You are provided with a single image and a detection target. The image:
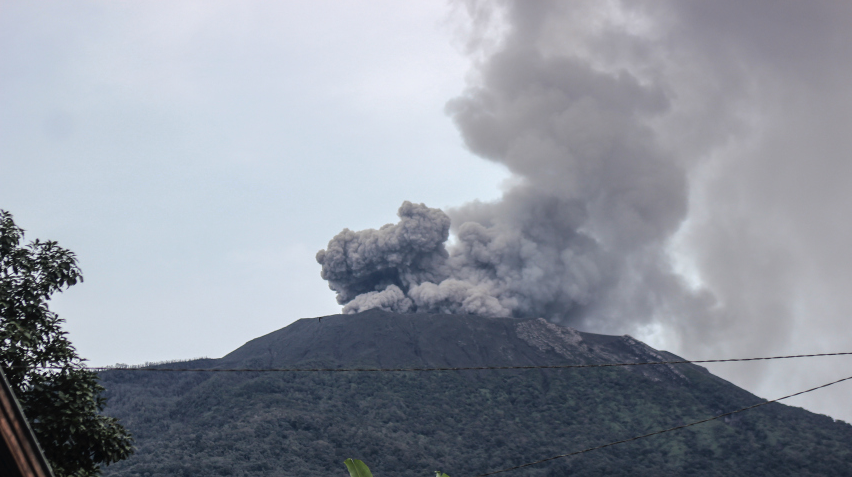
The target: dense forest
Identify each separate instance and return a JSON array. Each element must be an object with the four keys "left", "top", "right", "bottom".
[{"left": 99, "top": 311, "right": 852, "bottom": 476}]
